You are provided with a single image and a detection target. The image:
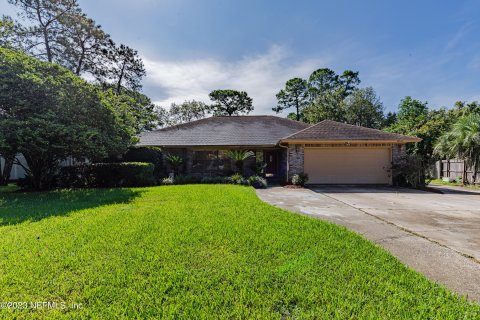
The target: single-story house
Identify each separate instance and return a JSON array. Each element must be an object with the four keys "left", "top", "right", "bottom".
[{"left": 138, "top": 116, "right": 421, "bottom": 185}]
